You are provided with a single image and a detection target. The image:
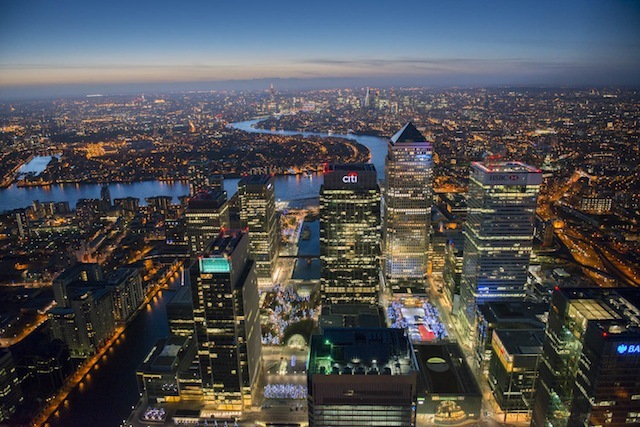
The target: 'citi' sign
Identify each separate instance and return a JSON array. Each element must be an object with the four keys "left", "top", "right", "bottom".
[{"left": 342, "top": 172, "right": 358, "bottom": 183}]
